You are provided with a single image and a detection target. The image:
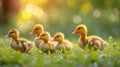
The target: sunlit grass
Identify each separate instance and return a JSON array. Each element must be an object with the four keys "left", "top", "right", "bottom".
[{"left": 0, "top": 37, "right": 120, "bottom": 67}]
